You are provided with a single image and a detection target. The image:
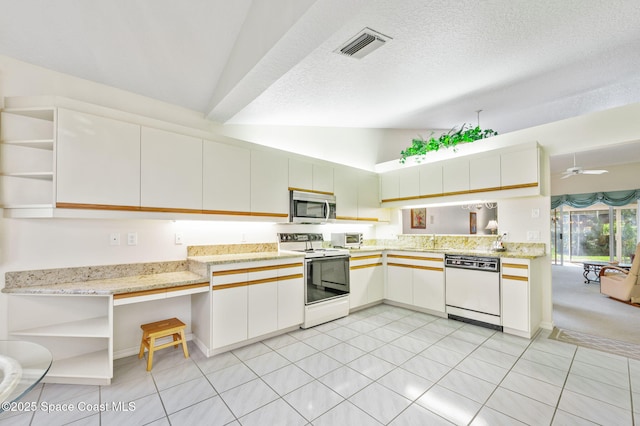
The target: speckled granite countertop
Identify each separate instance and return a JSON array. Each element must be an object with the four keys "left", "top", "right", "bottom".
[
  {"left": 363, "top": 247, "right": 544, "bottom": 259},
  {"left": 2, "top": 270, "right": 208, "bottom": 295},
  {"left": 188, "top": 251, "right": 304, "bottom": 265}
]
